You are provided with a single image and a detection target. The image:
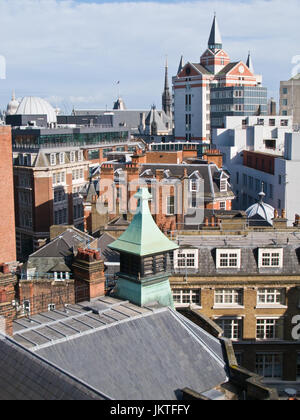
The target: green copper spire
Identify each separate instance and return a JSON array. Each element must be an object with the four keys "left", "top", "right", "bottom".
[
  {"left": 109, "top": 188, "right": 178, "bottom": 256},
  {"left": 108, "top": 188, "right": 178, "bottom": 308}
]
